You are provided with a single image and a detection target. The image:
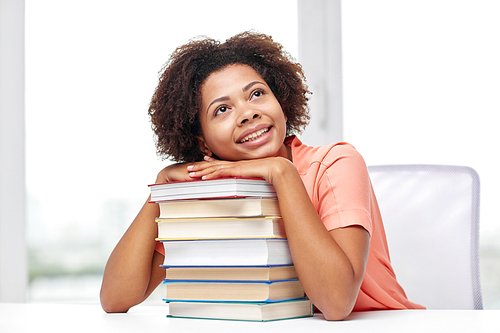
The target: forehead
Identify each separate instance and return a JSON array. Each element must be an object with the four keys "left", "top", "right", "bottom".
[{"left": 201, "top": 64, "right": 265, "bottom": 95}]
